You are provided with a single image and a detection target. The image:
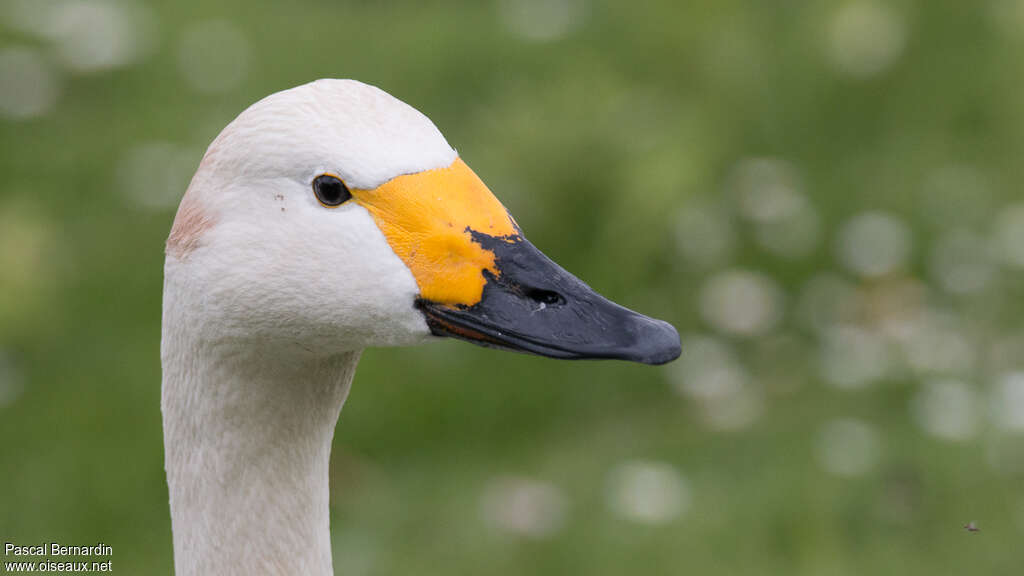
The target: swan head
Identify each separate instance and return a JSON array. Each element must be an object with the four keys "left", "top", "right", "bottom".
[{"left": 165, "top": 79, "right": 680, "bottom": 364}]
